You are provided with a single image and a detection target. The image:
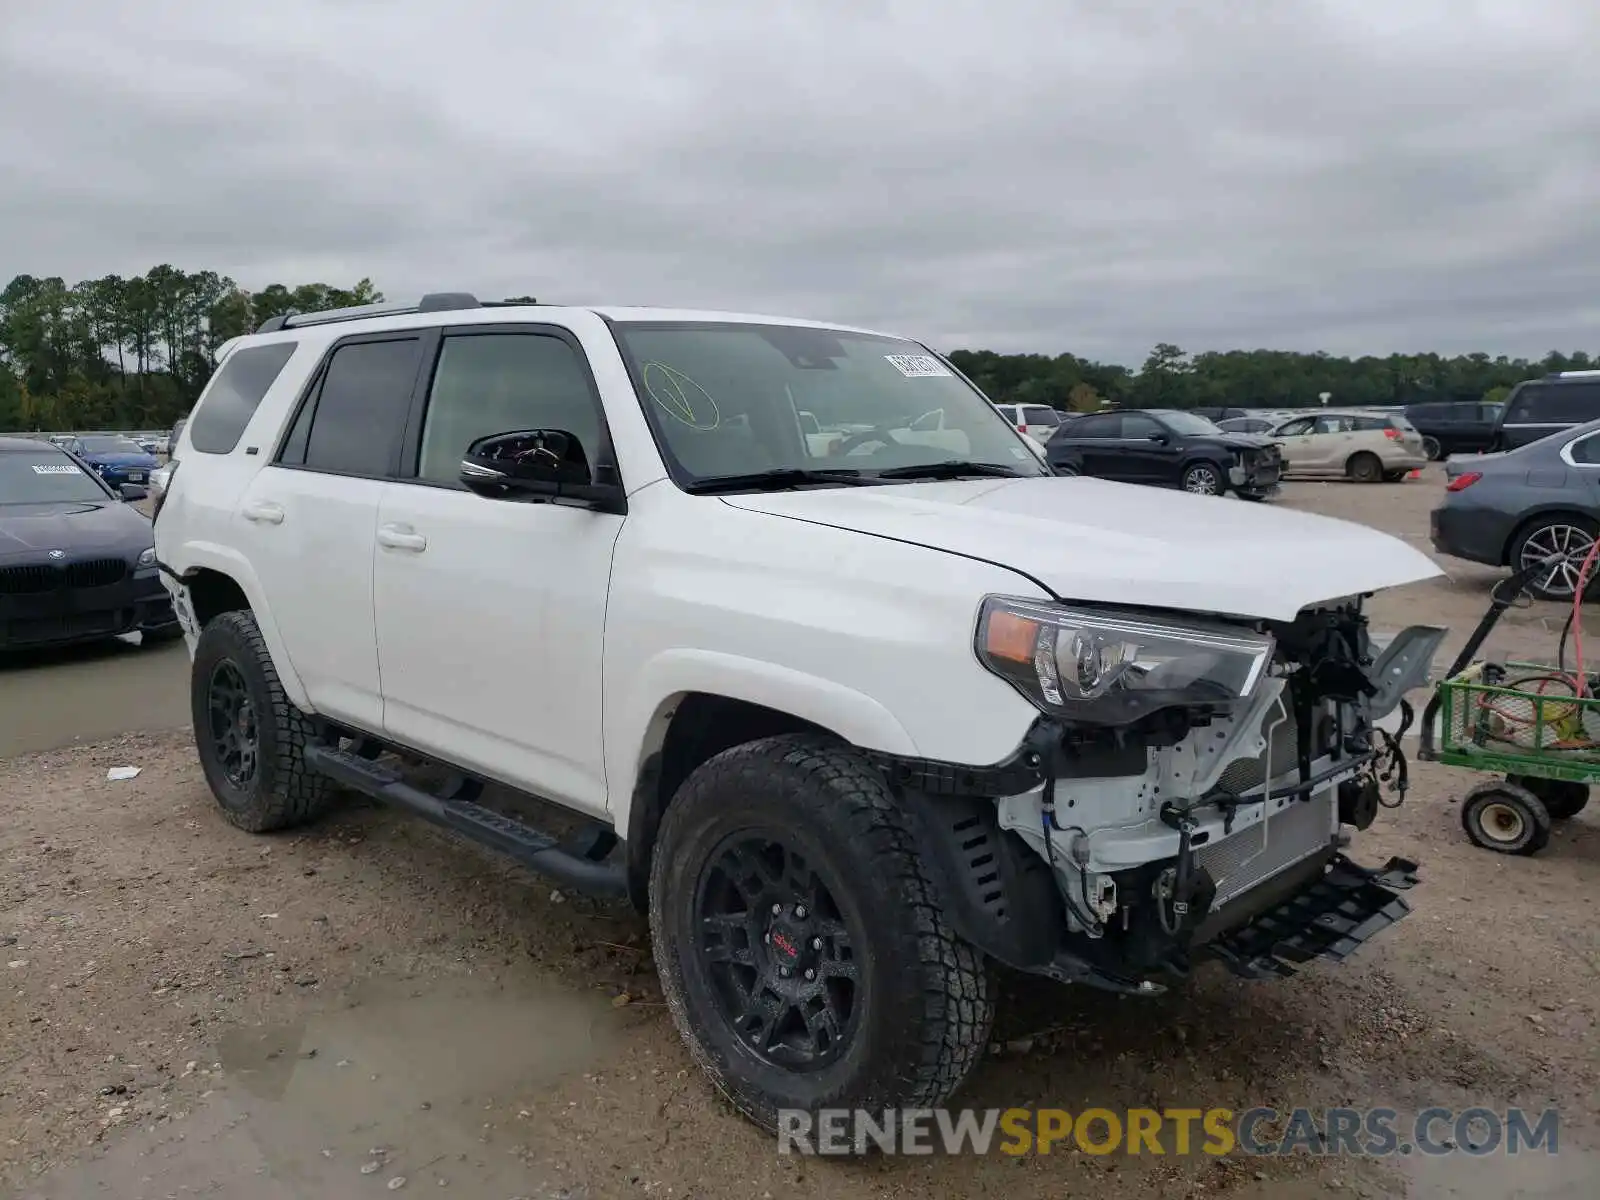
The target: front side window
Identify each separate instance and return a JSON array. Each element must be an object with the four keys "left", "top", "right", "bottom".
[
  {"left": 416, "top": 332, "right": 603, "bottom": 485},
  {"left": 1153, "top": 411, "right": 1220, "bottom": 437},
  {"left": 1277, "top": 418, "right": 1315, "bottom": 436},
  {"left": 279, "top": 337, "right": 423, "bottom": 476},
  {"left": 0, "top": 448, "right": 114, "bottom": 505},
  {"left": 610, "top": 322, "right": 1046, "bottom": 484}
]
